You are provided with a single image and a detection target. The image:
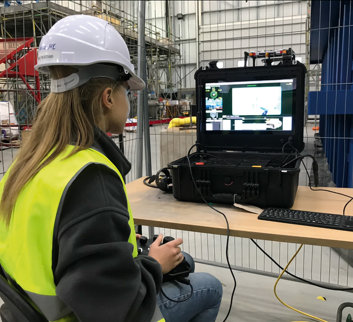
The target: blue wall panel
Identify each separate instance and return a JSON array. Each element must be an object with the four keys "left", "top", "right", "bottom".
[
  {"left": 308, "top": 0, "right": 353, "bottom": 187},
  {"left": 308, "top": 91, "right": 353, "bottom": 115},
  {"left": 348, "top": 123, "right": 353, "bottom": 187}
]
